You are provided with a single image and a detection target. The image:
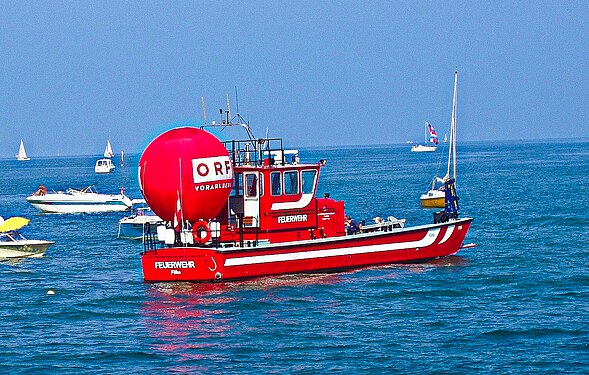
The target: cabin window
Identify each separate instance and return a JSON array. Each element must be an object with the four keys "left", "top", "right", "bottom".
[
  {"left": 245, "top": 173, "right": 257, "bottom": 197},
  {"left": 271, "top": 172, "right": 282, "bottom": 196},
  {"left": 302, "top": 170, "right": 317, "bottom": 194},
  {"left": 259, "top": 173, "right": 264, "bottom": 197},
  {"left": 284, "top": 171, "right": 299, "bottom": 195},
  {"left": 231, "top": 172, "right": 243, "bottom": 197}
]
